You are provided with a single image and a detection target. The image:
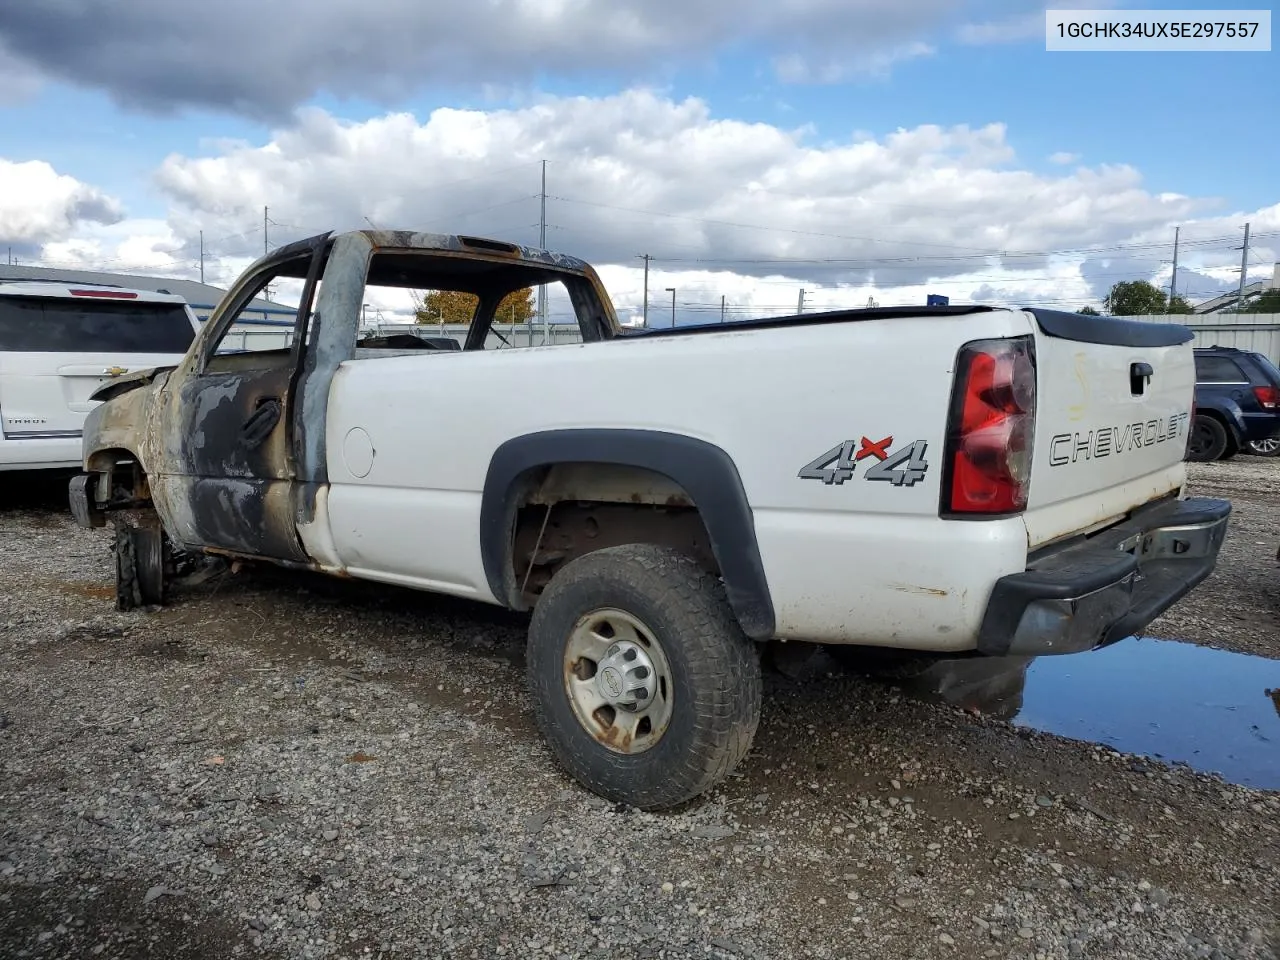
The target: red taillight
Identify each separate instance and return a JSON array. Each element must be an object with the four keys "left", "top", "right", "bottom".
[
  {"left": 70, "top": 289, "right": 138, "bottom": 299},
  {"left": 1254, "top": 385, "right": 1279, "bottom": 410},
  {"left": 942, "top": 337, "right": 1036, "bottom": 516}
]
